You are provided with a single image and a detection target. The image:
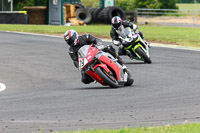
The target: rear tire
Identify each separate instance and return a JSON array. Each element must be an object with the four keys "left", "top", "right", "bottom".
[
  {"left": 135, "top": 46, "right": 152, "bottom": 64},
  {"left": 124, "top": 71, "right": 134, "bottom": 86},
  {"left": 95, "top": 67, "right": 118, "bottom": 88}
]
